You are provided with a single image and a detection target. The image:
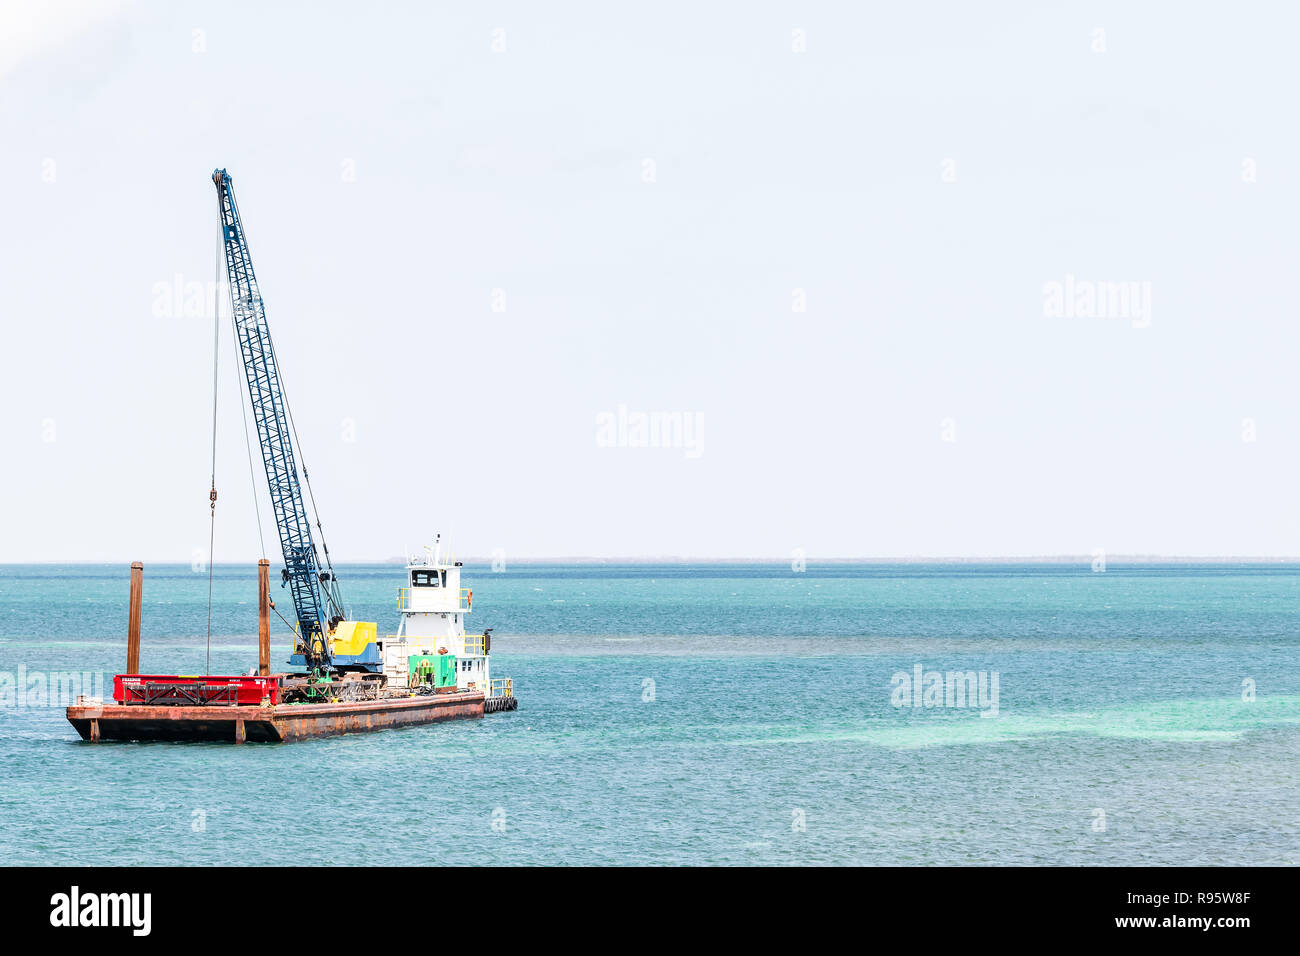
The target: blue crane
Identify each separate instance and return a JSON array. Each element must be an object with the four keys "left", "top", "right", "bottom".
[{"left": 212, "top": 168, "right": 345, "bottom": 671}]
